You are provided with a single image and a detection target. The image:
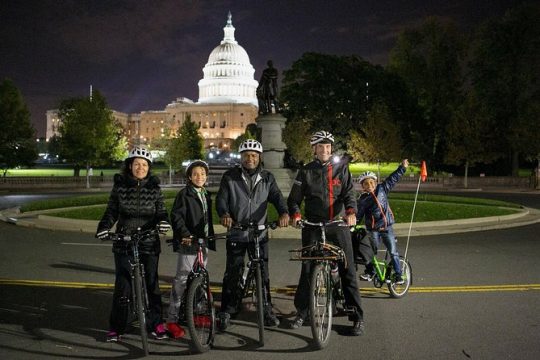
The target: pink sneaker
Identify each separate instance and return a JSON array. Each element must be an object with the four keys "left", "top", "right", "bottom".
[
  {"left": 152, "top": 323, "right": 168, "bottom": 340},
  {"left": 106, "top": 330, "right": 121, "bottom": 342}
]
